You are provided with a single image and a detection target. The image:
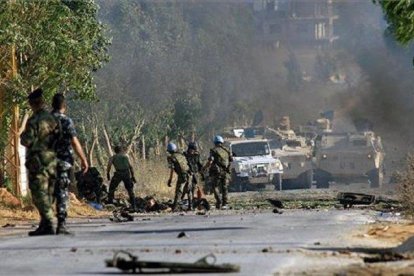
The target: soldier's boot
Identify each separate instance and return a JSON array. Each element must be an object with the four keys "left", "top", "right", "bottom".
[
  {"left": 56, "top": 218, "right": 71, "bottom": 235},
  {"left": 29, "top": 220, "right": 54, "bottom": 236},
  {"left": 129, "top": 197, "right": 137, "bottom": 212}
]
